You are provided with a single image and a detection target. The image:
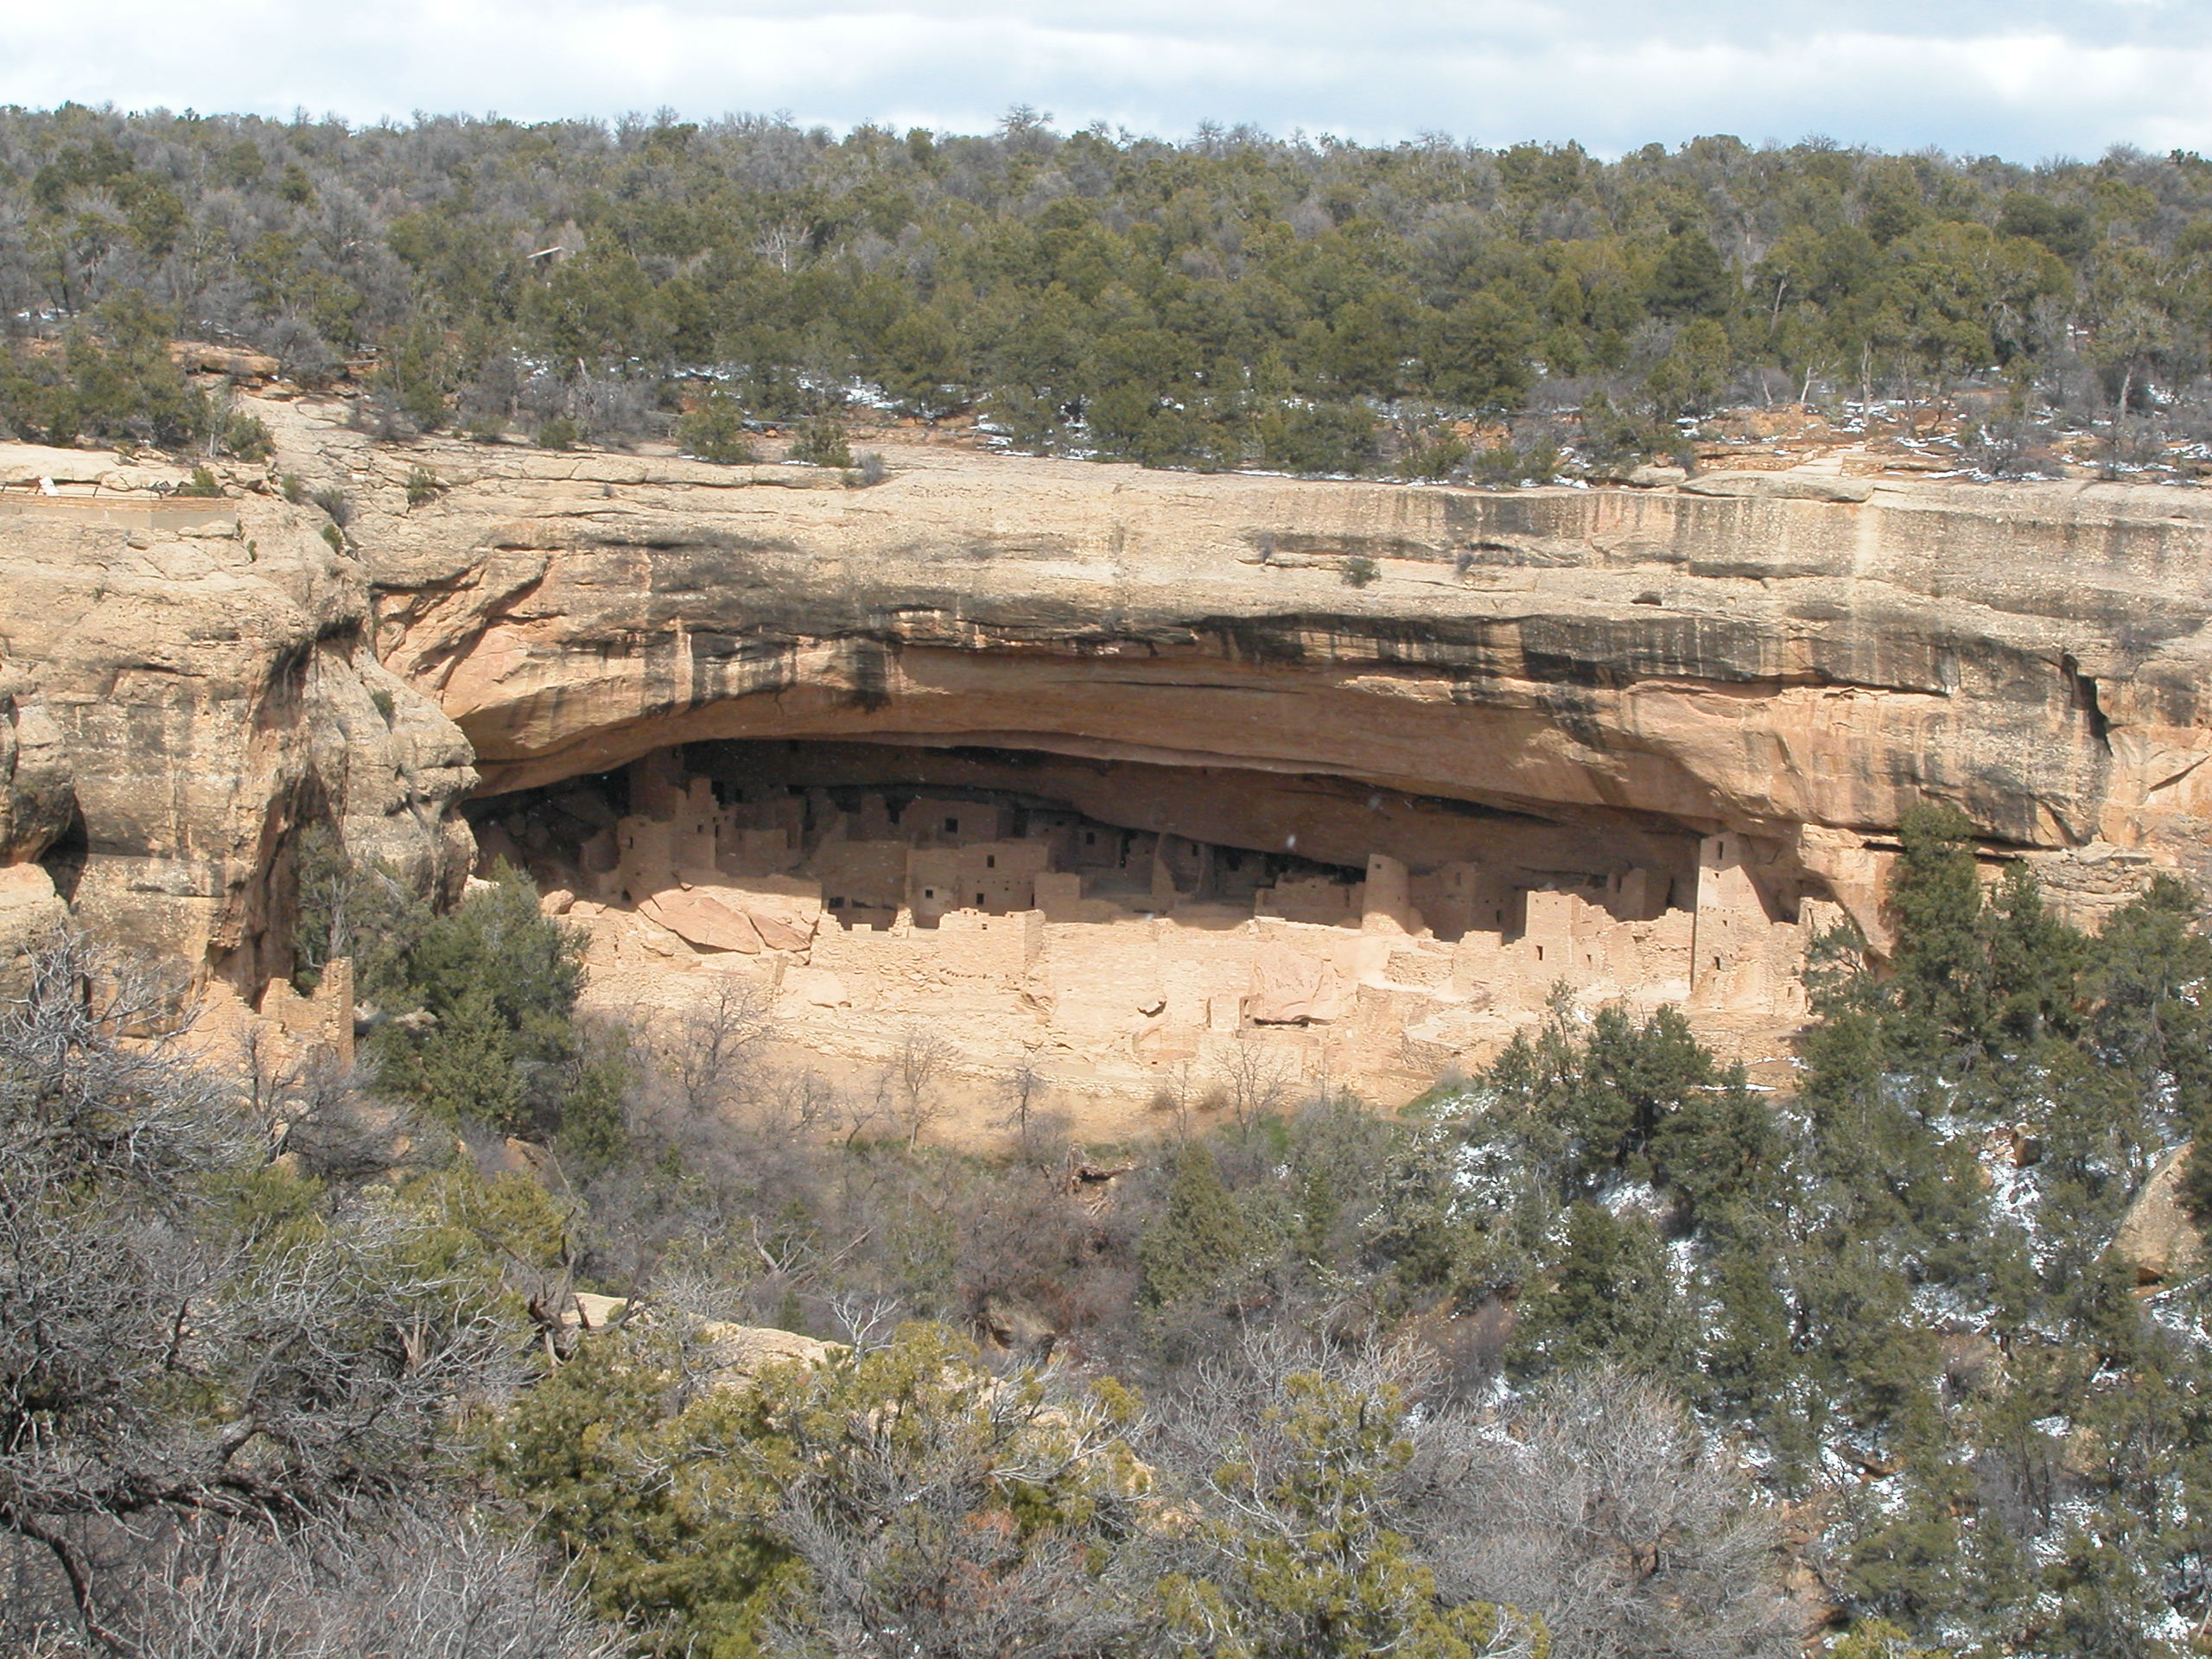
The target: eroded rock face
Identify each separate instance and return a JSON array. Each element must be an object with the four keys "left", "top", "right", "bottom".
[
  {"left": 11, "top": 391, "right": 2212, "bottom": 1012},
  {"left": 348, "top": 428, "right": 2212, "bottom": 943},
  {"left": 2117, "top": 1146, "right": 2204, "bottom": 1285},
  {"left": 0, "top": 442, "right": 474, "bottom": 984}
]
